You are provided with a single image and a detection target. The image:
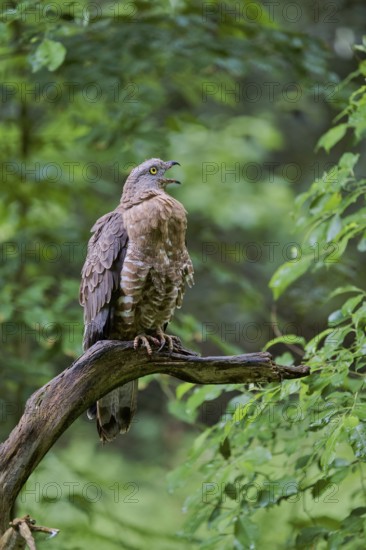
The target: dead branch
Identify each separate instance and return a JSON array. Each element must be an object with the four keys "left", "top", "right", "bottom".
[
  {"left": 0, "top": 515, "right": 59, "bottom": 550},
  {"left": 0, "top": 340, "right": 310, "bottom": 538}
]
